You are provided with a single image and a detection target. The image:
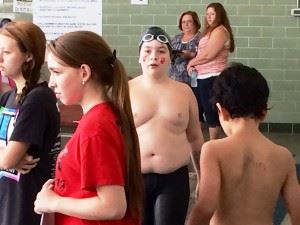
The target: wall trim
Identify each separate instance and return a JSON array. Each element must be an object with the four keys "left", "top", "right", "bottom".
[{"left": 259, "top": 123, "right": 300, "bottom": 134}]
